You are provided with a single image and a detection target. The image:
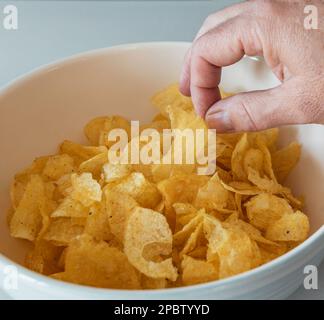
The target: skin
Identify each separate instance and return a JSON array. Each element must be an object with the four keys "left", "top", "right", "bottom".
[{"left": 180, "top": 0, "right": 324, "bottom": 132}]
